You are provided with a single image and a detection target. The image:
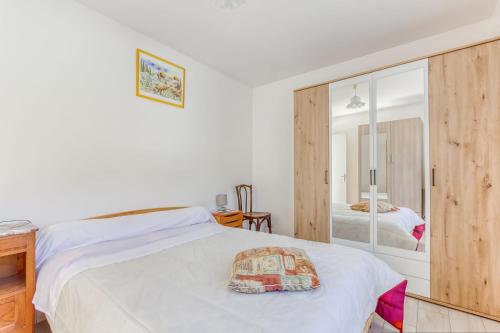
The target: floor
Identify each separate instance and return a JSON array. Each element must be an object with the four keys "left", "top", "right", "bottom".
[
  {"left": 35, "top": 297, "right": 500, "bottom": 333},
  {"left": 369, "top": 297, "right": 500, "bottom": 333}
]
